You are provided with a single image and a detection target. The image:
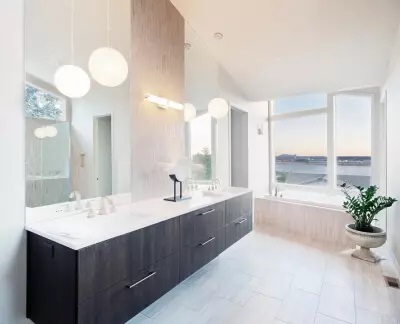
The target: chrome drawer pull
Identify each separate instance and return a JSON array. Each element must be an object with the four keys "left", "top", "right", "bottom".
[
  {"left": 127, "top": 271, "right": 156, "bottom": 289},
  {"left": 235, "top": 218, "right": 247, "bottom": 224},
  {"left": 198, "top": 208, "right": 215, "bottom": 216},
  {"left": 199, "top": 237, "right": 215, "bottom": 246}
]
